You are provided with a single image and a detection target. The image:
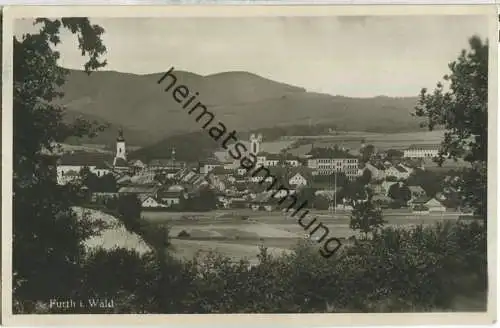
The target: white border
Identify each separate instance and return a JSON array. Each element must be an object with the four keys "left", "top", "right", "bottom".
[{"left": 2, "top": 4, "right": 498, "bottom": 326}]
